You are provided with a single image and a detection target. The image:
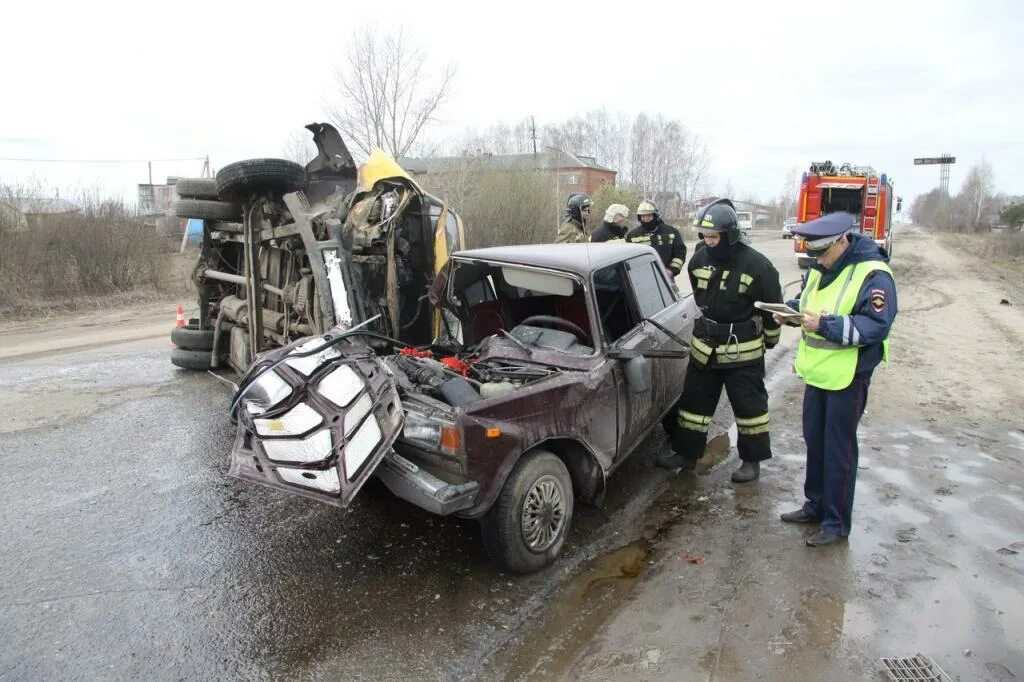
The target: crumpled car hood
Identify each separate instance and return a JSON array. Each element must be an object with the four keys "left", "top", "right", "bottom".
[{"left": 228, "top": 334, "right": 403, "bottom": 507}]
